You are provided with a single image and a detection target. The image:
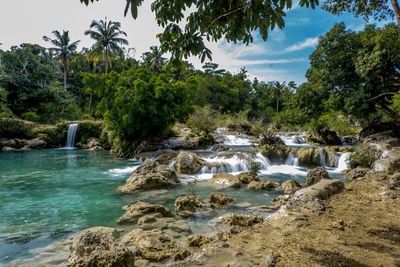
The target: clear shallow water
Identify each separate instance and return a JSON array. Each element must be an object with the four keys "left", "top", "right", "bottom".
[{"left": 0, "top": 149, "right": 135, "bottom": 263}]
